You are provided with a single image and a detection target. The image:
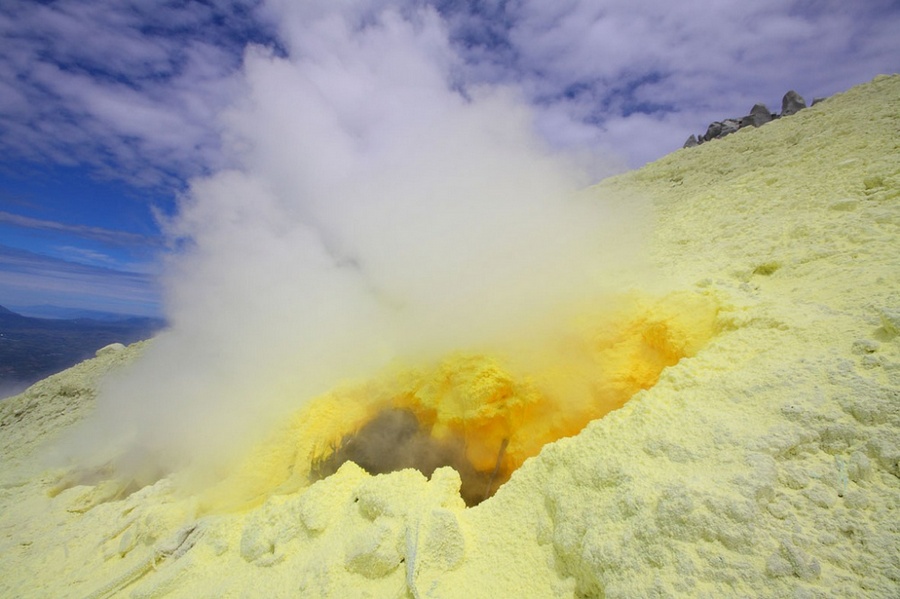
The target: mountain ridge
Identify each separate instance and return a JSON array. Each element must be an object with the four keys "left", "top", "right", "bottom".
[
  {"left": 0, "top": 304, "right": 164, "bottom": 392},
  {"left": 7, "top": 303, "right": 162, "bottom": 322}
]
